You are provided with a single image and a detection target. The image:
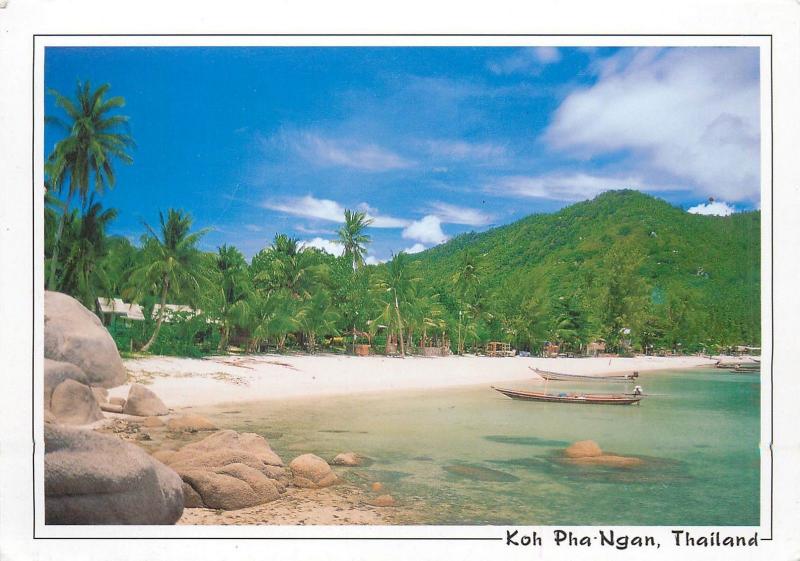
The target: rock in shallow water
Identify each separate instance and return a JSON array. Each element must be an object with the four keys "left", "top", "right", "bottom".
[
  {"left": 562, "top": 440, "right": 643, "bottom": 468},
  {"left": 290, "top": 454, "right": 337, "bottom": 488},
  {"left": 331, "top": 452, "right": 367, "bottom": 466},
  {"left": 44, "top": 424, "right": 183, "bottom": 524},
  {"left": 44, "top": 291, "right": 127, "bottom": 389},
  {"left": 564, "top": 440, "right": 603, "bottom": 458}
]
